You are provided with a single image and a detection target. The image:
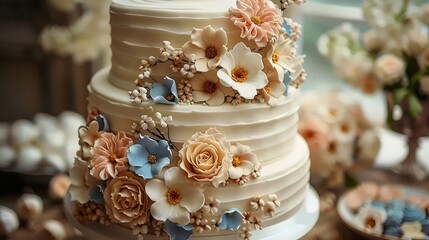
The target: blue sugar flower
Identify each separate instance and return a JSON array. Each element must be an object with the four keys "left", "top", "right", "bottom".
[
  {"left": 387, "top": 200, "right": 405, "bottom": 211},
  {"left": 283, "top": 70, "right": 293, "bottom": 96},
  {"left": 96, "top": 114, "right": 110, "bottom": 131},
  {"left": 370, "top": 201, "right": 386, "bottom": 210},
  {"left": 219, "top": 208, "right": 243, "bottom": 231},
  {"left": 283, "top": 18, "right": 294, "bottom": 36},
  {"left": 385, "top": 208, "right": 404, "bottom": 228},
  {"left": 150, "top": 76, "right": 179, "bottom": 105},
  {"left": 88, "top": 182, "right": 106, "bottom": 205},
  {"left": 163, "top": 220, "right": 194, "bottom": 240},
  {"left": 128, "top": 135, "right": 172, "bottom": 179}
]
